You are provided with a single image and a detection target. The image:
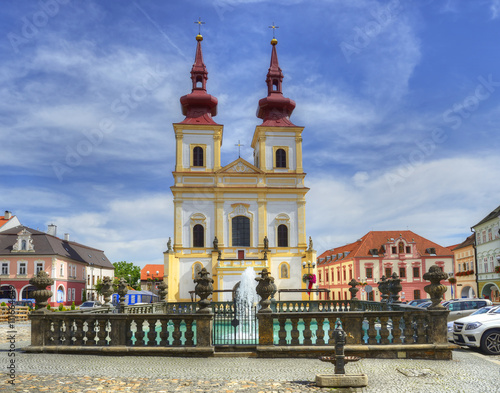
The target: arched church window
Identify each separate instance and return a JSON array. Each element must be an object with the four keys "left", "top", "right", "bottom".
[
  {"left": 277, "top": 224, "right": 288, "bottom": 247},
  {"left": 276, "top": 148, "right": 286, "bottom": 168},
  {"left": 272, "top": 79, "right": 279, "bottom": 91},
  {"left": 232, "top": 216, "right": 250, "bottom": 247},
  {"left": 193, "top": 224, "right": 204, "bottom": 247},
  {"left": 196, "top": 76, "right": 203, "bottom": 88},
  {"left": 193, "top": 146, "right": 204, "bottom": 167}
]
